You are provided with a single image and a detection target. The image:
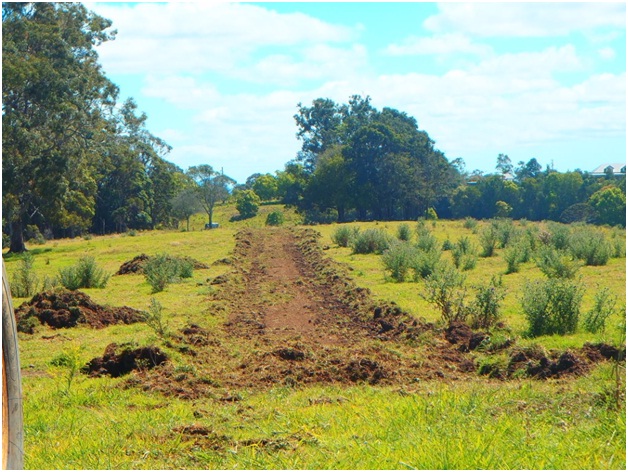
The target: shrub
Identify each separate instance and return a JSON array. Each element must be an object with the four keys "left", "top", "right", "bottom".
[
  {"left": 411, "top": 247, "right": 442, "bottom": 280},
  {"left": 492, "top": 219, "right": 516, "bottom": 248},
  {"left": 332, "top": 226, "right": 359, "bottom": 247},
  {"left": 396, "top": 223, "right": 412, "bottom": 242},
  {"left": 58, "top": 255, "right": 109, "bottom": 290},
  {"left": 463, "top": 218, "right": 478, "bottom": 231},
  {"left": 451, "top": 236, "right": 478, "bottom": 271},
  {"left": 416, "top": 227, "right": 439, "bottom": 252},
  {"left": 470, "top": 276, "right": 505, "bottom": 330},
  {"left": 568, "top": 227, "right": 612, "bottom": 266},
  {"left": 25, "top": 224, "right": 46, "bottom": 245},
  {"left": 535, "top": 246, "right": 580, "bottom": 279},
  {"left": 265, "top": 211, "right": 284, "bottom": 226},
  {"left": 583, "top": 287, "right": 617, "bottom": 334},
  {"left": 502, "top": 236, "right": 531, "bottom": 274},
  {"left": 382, "top": 241, "right": 418, "bottom": 282},
  {"left": 10, "top": 252, "right": 39, "bottom": 298},
  {"left": 478, "top": 225, "right": 498, "bottom": 257},
  {"left": 425, "top": 207, "right": 438, "bottom": 220},
  {"left": 236, "top": 189, "right": 261, "bottom": 219},
  {"left": 441, "top": 239, "right": 453, "bottom": 251},
  {"left": 351, "top": 228, "right": 392, "bottom": 255},
  {"left": 503, "top": 246, "right": 521, "bottom": 274},
  {"left": 610, "top": 229, "right": 626, "bottom": 258},
  {"left": 422, "top": 263, "right": 468, "bottom": 323},
  {"left": 522, "top": 278, "right": 584, "bottom": 337},
  {"left": 142, "top": 298, "right": 170, "bottom": 339},
  {"left": 143, "top": 254, "right": 193, "bottom": 293},
  {"left": 547, "top": 222, "right": 571, "bottom": 250}
]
